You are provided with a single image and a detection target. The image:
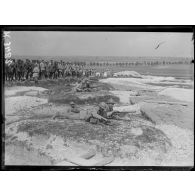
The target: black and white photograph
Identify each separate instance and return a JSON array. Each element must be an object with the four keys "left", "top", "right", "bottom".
[{"left": 1, "top": 27, "right": 194, "bottom": 169}]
